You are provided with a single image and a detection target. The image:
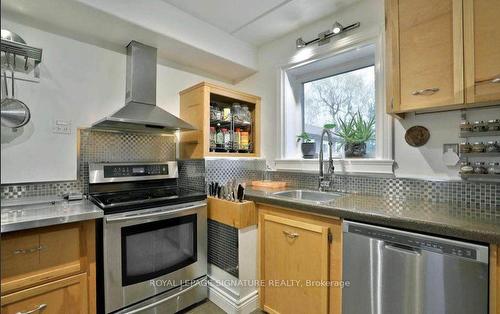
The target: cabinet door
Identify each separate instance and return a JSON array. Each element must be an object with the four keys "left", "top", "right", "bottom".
[
  {"left": 387, "top": 0, "right": 464, "bottom": 113},
  {"left": 464, "top": 0, "right": 500, "bottom": 104},
  {"left": 1, "top": 273, "right": 88, "bottom": 314},
  {"left": 1, "top": 224, "right": 83, "bottom": 295},
  {"left": 260, "top": 214, "right": 329, "bottom": 314}
]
